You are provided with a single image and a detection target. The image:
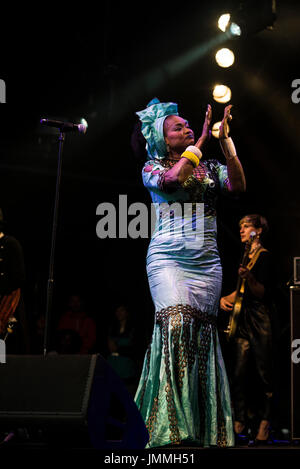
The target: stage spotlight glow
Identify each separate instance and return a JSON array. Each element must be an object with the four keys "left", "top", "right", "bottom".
[
  {"left": 215, "top": 48, "right": 235, "bottom": 68},
  {"left": 218, "top": 13, "right": 231, "bottom": 32},
  {"left": 229, "top": 22, "right": 242, "bottom": 36},
  {"left": 218, "top": 2, "right": 276, "bottom": 37},
  {"left": 218, "top": 13, "right": 242, "bottom": 36},
  {"left": 213, "top": 85, "right": 232, "bottom": 103},
  {"left": 80, "top": 118, "right": 88, "bottom": 128},
  {"left": 211, "top": 121, "right": 230, "bottom": 139}
]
